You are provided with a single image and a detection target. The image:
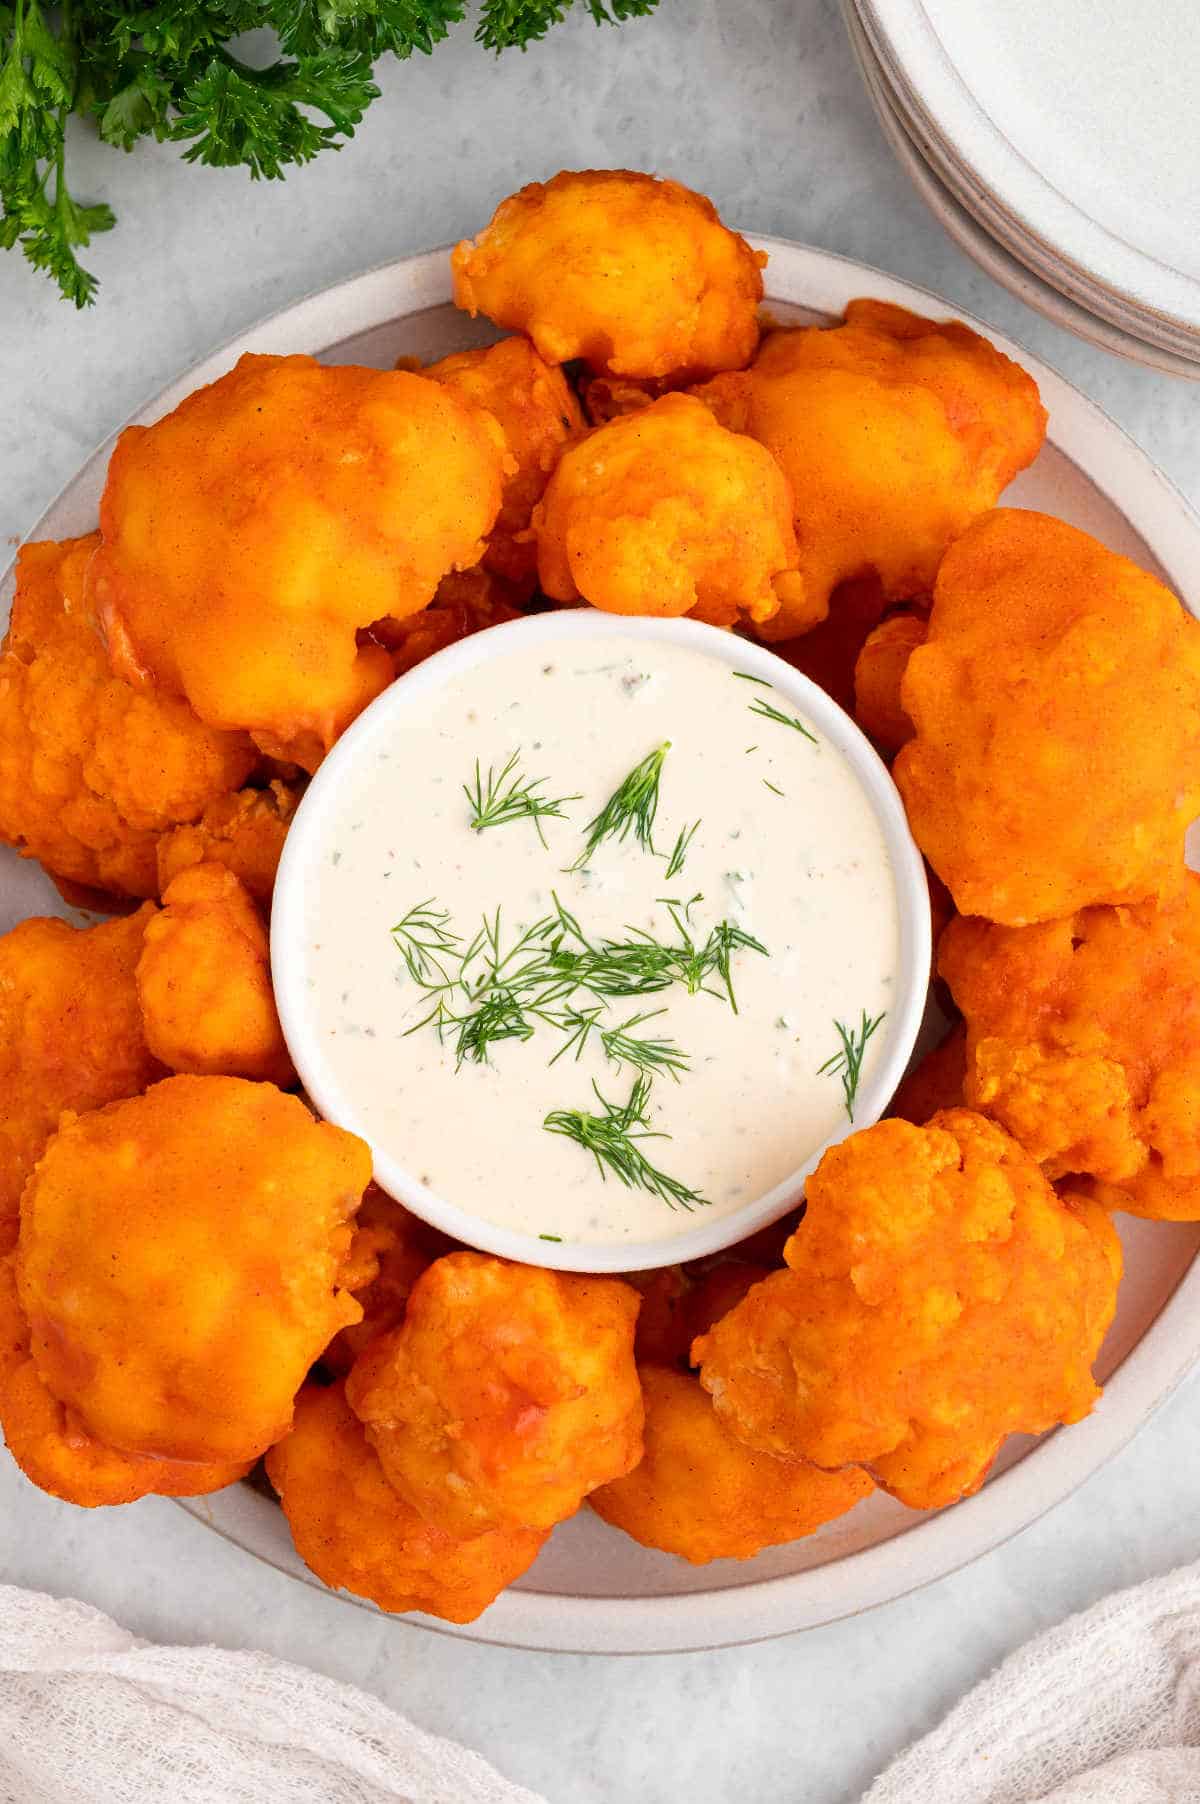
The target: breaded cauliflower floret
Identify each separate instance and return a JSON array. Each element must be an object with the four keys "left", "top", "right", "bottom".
[
  {"left": 693, "top": 300, "right": 1045, "bottom": 638},
  {"left": 321, "top": 1186, "right": 454, "bottom": 1379},
  {"left": 17, "top": 1075, "right": 370, "bottom": 1466},
  {"left": 154, "top": 779, "right": 301, "bottom": 908},
  {"left": 267, "top": 1383, "right": 547, "bottom": 1622},
  {"left": 534, "top": 393, "right": 803, "bottom": 627},
  {"left": 629, "top": 1261, "right": 769, "bottom": 1371},
  {"left": 136, "top": 863, "right": 294, "bottom": 1085},
  {"left": 0, "top": 908, "right": 162, "bottom": 1254},
  {"left": 368, "top": 565, "right": 526, "bottom": 678},
  {"left": 0, "top": 1254, "right": 248, "bottom": 1508},
  {"left": 0, "top": 537, "right": 255, "bottom": 898},
  {"left": 452, "top": 169, "right": 765, "bottom": 381},
  {"left": 940, "top": 875, "right": 1200, "bottom": 1219},
  {"left": 888, "top": 1023, "right": 967, "bottom": 1126},
  {"left": 426, "top": 336, "right": 584, "bottom": 584},
  {"left": 89, "top": 355, "right": 510, "bottom": 769},
  {"left": 591, "top": 1365, "right": 873, "bottom": 1564},
  {"left": 896, "top": 510, "right": 1200, "bottom": 926},
  {"left": 854, "top": 610, "right": 927, "bottom": 753},
  {"left": 695, "top": 1112, "right": 1121, "bottom": 1510},
  {"left": 346, "top": 1251, "right": 643, "bottom": 1537}
]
